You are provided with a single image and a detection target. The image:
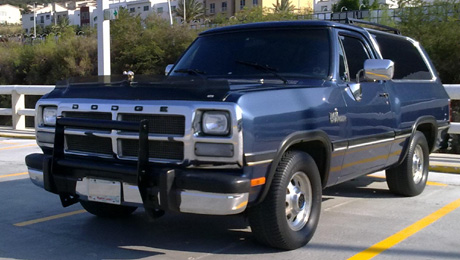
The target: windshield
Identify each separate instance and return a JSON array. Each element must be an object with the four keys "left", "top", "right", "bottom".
[{"left": 170, "top": 28, "right": 330, "bottom": 80}]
